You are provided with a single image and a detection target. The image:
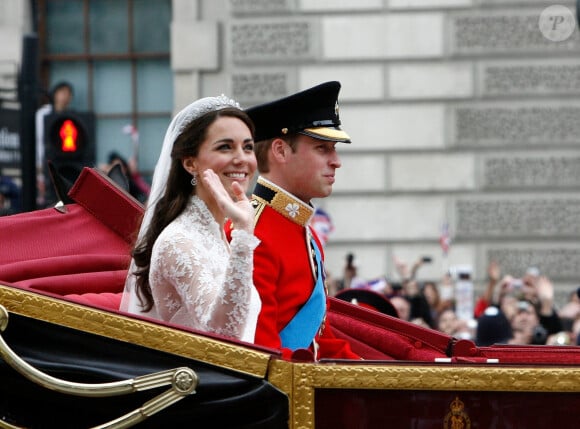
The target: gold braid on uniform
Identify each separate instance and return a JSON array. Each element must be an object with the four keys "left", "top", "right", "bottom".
[{"left": 252, "top": 177, "right": 314, "bottom": 227}]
